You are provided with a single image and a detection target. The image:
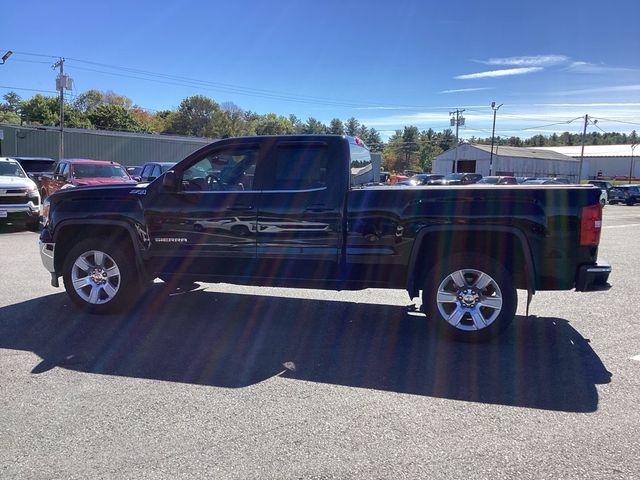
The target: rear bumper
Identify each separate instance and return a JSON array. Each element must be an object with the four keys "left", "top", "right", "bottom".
[{"left": 575, "top": 259, "right": 611, "bottom": 291}]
